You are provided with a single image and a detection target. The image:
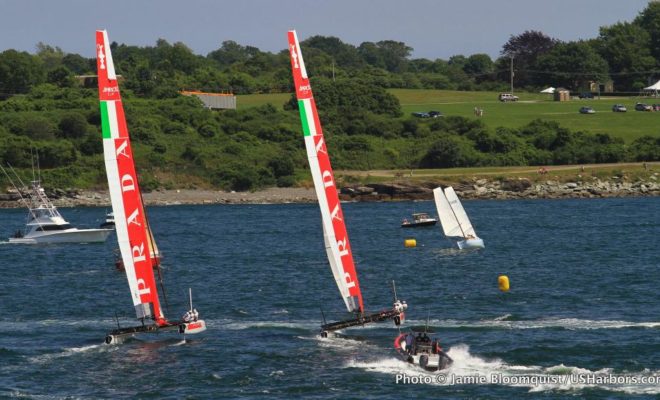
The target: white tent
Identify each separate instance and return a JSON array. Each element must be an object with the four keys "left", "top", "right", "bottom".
[
  {"left": 643, "top": 80, "right": 660, "bottom": 96},
  {"left": 644, "top": 80, "right": 660, "bottom": 90},
  {"left": 540, "top": 87, "right": 555, "bottom": 93}
]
